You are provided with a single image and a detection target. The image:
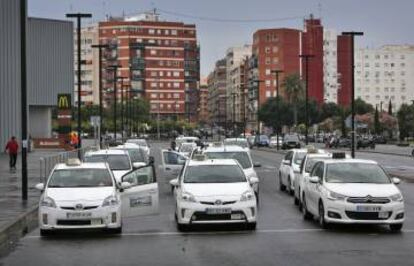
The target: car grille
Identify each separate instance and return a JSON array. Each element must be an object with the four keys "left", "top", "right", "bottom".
[
  {"left": 57, "top": 219, "right": 100, "bottom": 226},
  {"left": 60, "top": 206, "right": 99, "bottom": 210},
  {"left": 192, "top": 211, "right": 244, "bottom": 221},
  {"left": 347, "top": 197, "right": 390, "bottom": 204},
  {"left": 199, "top": 201, "right": 237, "bottom": 205},
  {"left": 345, "top": 211, "right": 391, "bottom": 220}
]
